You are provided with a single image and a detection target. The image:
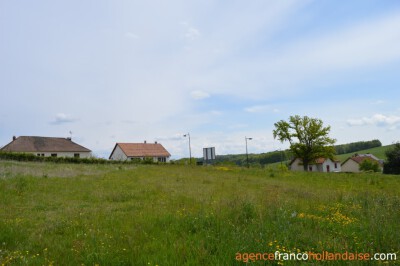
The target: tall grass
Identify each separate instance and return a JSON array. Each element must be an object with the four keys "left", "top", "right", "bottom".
[{"left": 0, "top": 161, "right": 399, "bottom": 265}]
